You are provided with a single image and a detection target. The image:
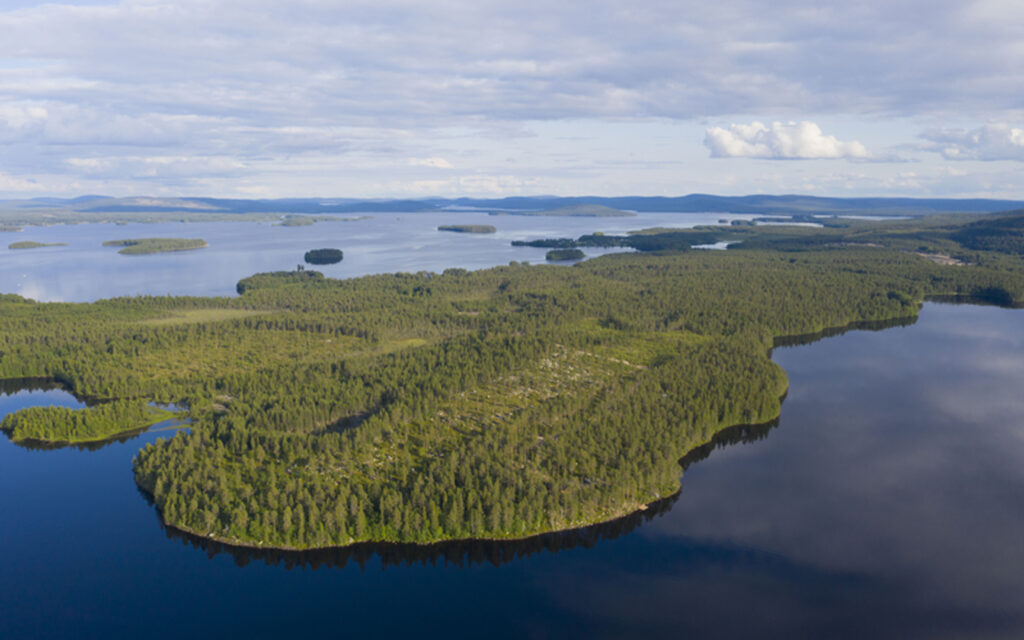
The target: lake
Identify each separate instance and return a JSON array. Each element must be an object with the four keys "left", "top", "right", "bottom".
[
  {"left": 0, "top": 211, "right": 753, "bottom": 302},
  {"left": 2, "top": 301, "right": 1023, "bottom": 638},
  {"left": 2, "top": 218, "right": 1024, "bottom": 638}
]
